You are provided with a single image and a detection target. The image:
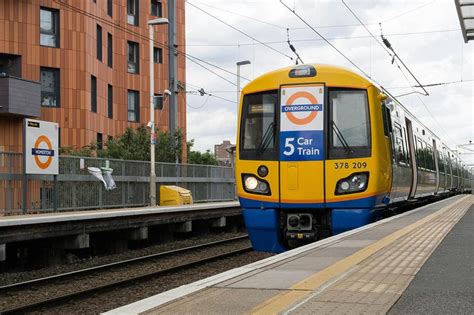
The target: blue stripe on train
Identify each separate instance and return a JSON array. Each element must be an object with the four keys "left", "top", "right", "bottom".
[
  {"left": 239, "top": 194, "right": 383, "bottom": 209},
  {"left": 240, "top": 195, "right": 385, "bottom": 253}
]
